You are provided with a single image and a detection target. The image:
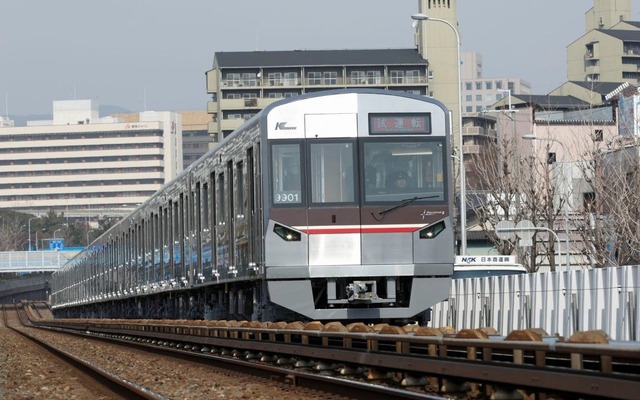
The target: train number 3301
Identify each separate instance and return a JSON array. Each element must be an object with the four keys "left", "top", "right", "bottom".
[{"left": 275, "top": 192, "right": 300, "bottom": 203}]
